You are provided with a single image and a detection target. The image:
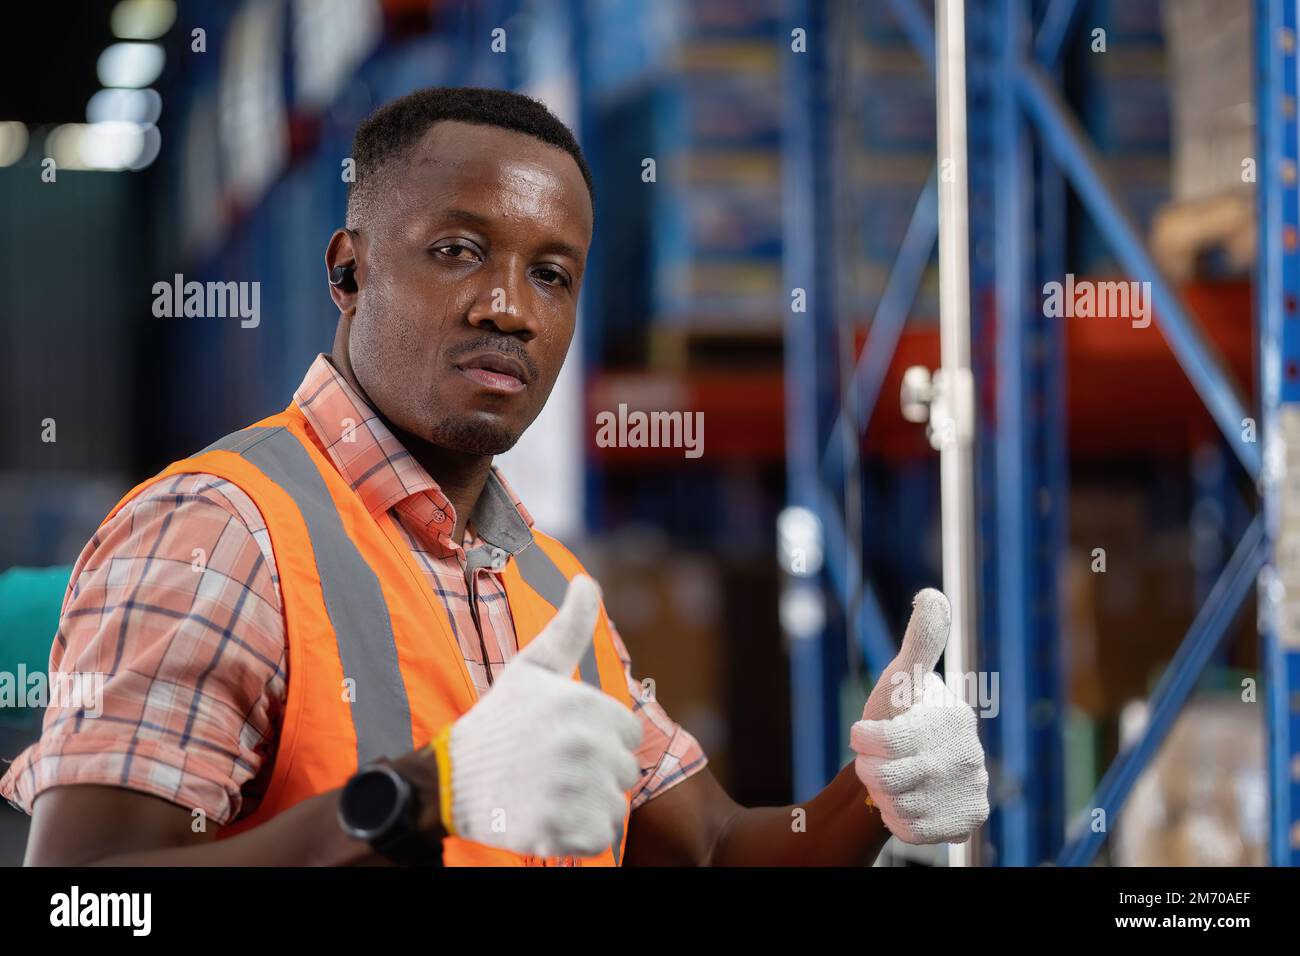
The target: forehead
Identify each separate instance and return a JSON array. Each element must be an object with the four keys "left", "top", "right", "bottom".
[{"left": 386, "top": 120, "right": 593, "bottom": 241}]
